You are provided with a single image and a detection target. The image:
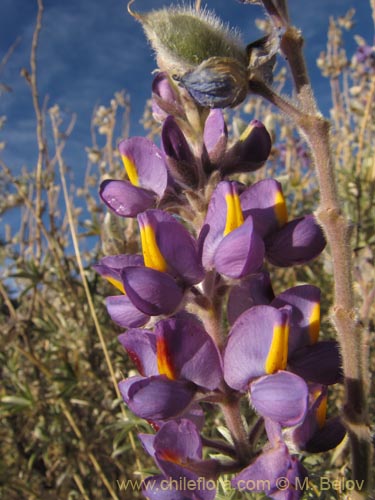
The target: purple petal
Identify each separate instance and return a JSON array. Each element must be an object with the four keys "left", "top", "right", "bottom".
[
  {"left": 203, "top": 109, "right": 228, "bottom": 164},
  {"left": 96, "top": 253, "right": 144, "bottom": 271},
  {"left": 93, "top": 254, "right": 143, "bottom": 293},
  {"left": 154, "top": 419, "right": 202, "bottom": 461},
  {"left": 93, "top": 254, "right": 143, "bottom": 282},
  {"left": 240, "top": 179, "right": 288, "bottom": 238},
  {"left": 162, "top": 116, "right": 199, "bottom": 187},
  {"left": 265, "top": 215, "right": 326, "bottom": 267},
  {"left": 122, "top": 267, "right": 183, "bottom": 316},
  {"left": 288, "top": 341, "right": 343, "bottom": 385},
  {"left": 214, "top": 216, "right": 265, "bottom": 278},
  {"left": 304, "top": 417, "right": 346, "bottom": 453},
  {"left": 100, "top": 179, "right": 156, "bottom": 217},
  {"left": 220, "top": 120, "right": 271, "bottom": 175},
  {"left": 118, "top": 137, "right": 168, "bottom": 198},
  {"left": 232, "top": 444, "right": 290, "bottom": 493},
  {"left": 138, "top": 210, "right": 200, "bottom": 279},
  {"left": 118, "top": 329, "right": 158, "bottom": 376},
  {"left": 142, "top": 475, "right": 201, "bottom": 500},
  {"left": 106, "top": 295, "right": 150, "bottom": 328},
  {"left": 200, "top": 181, "right": 240, "bottom": 270},
  {"left": 271, "top": 285, "right": 321, "bottom": 354},
  {"left": 155, "top": 314, "right": 223, "bottom": 390},
  {"left": 138, "top": 434, "right": 156, "bottom": 458},
  {"left": 152, "top": 72, "right": 184, "bottom": 122},
  {"left": 224, "top": 305, "right": 290, "bottom": 390},
  {"left": 250, "top": 371, "right": 308, "bottom": 426},
  {"left": 227, "top": 271, "right": 274, "bottom": 325},
  {"left": 119, "top": 376, "right": 195, "bottom": 420}
]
